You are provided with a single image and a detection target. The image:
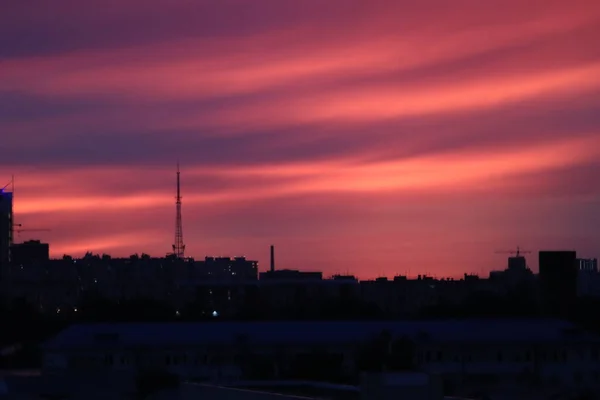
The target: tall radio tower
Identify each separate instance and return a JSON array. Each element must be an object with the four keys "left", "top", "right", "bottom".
[{"left": 172, "top": 163, "right": 185, "bottom": 258}]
